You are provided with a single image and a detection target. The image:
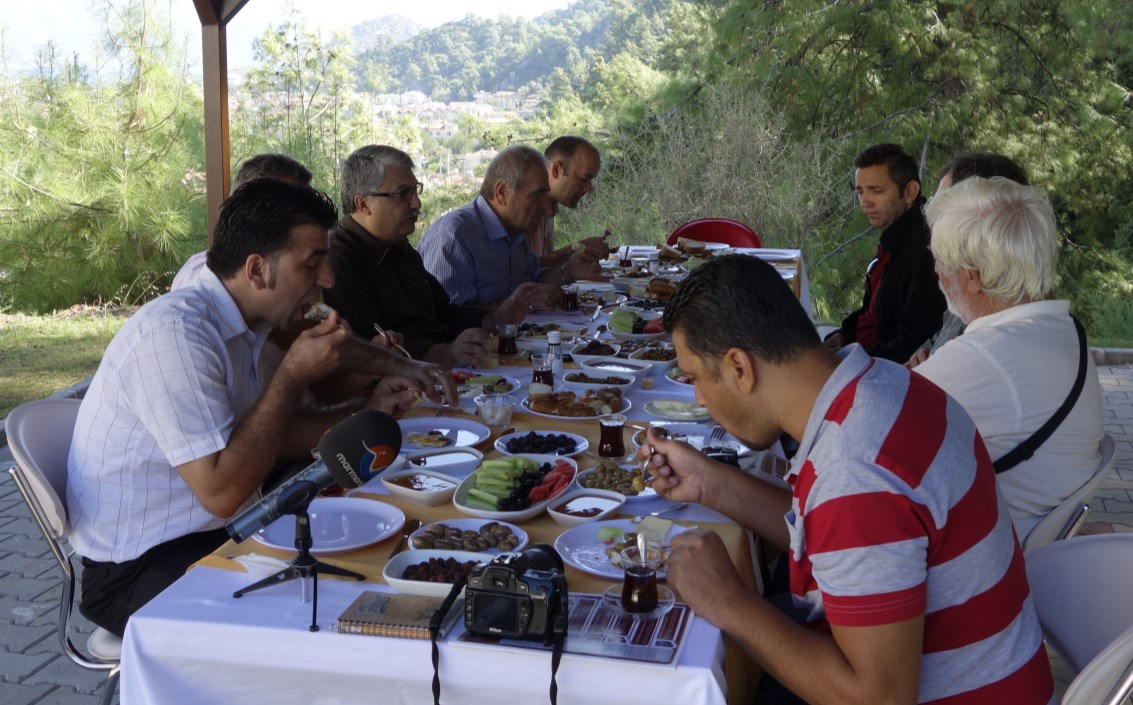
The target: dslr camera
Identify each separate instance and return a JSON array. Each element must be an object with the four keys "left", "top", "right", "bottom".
[{"left": 465, "top": 544, "right": 568, "bottom": 644}]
